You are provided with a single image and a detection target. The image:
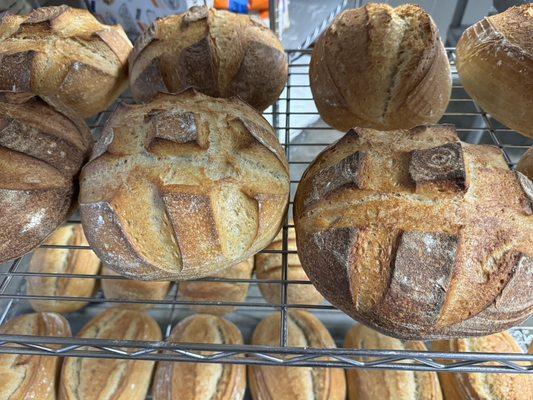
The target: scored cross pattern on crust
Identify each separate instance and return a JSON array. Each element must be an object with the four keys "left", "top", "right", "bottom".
[
  {"left": 80, "top": 91, "right": 289, "bottom": 280},
  {"left": 294, "top": 125, "right": 533, "bottom": 339}
]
